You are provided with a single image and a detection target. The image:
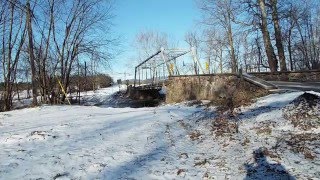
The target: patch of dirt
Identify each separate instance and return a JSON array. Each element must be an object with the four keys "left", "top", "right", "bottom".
[
  {"left": 274, "top": 133, "right": 320, "bottom": 160},
  {"left": 253, "top": 121, "right": 276, "bottom": 135},
  {"left": 283, "top": 92, "right": 320, "bottom": 130},
  {"left": 211, "top": 115, "right": 238, "bottom": 137},
  {"left": 189, "top": 130, "right": 202, "bottom": 141},
  {"left": 194, "top": 158, "right": 209, "bottom": 167},
  {"left": 177, "top": 169, "right": 187, "bottom": 176}
]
